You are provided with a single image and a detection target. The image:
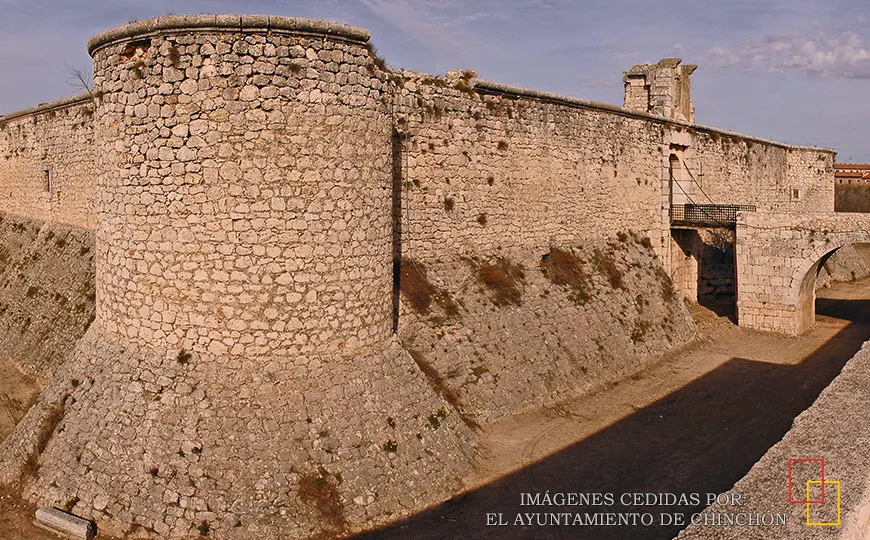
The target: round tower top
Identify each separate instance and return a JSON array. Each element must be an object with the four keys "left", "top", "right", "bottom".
[{"left": 87, "top": 14, "right": 371, "bottom": 56}]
